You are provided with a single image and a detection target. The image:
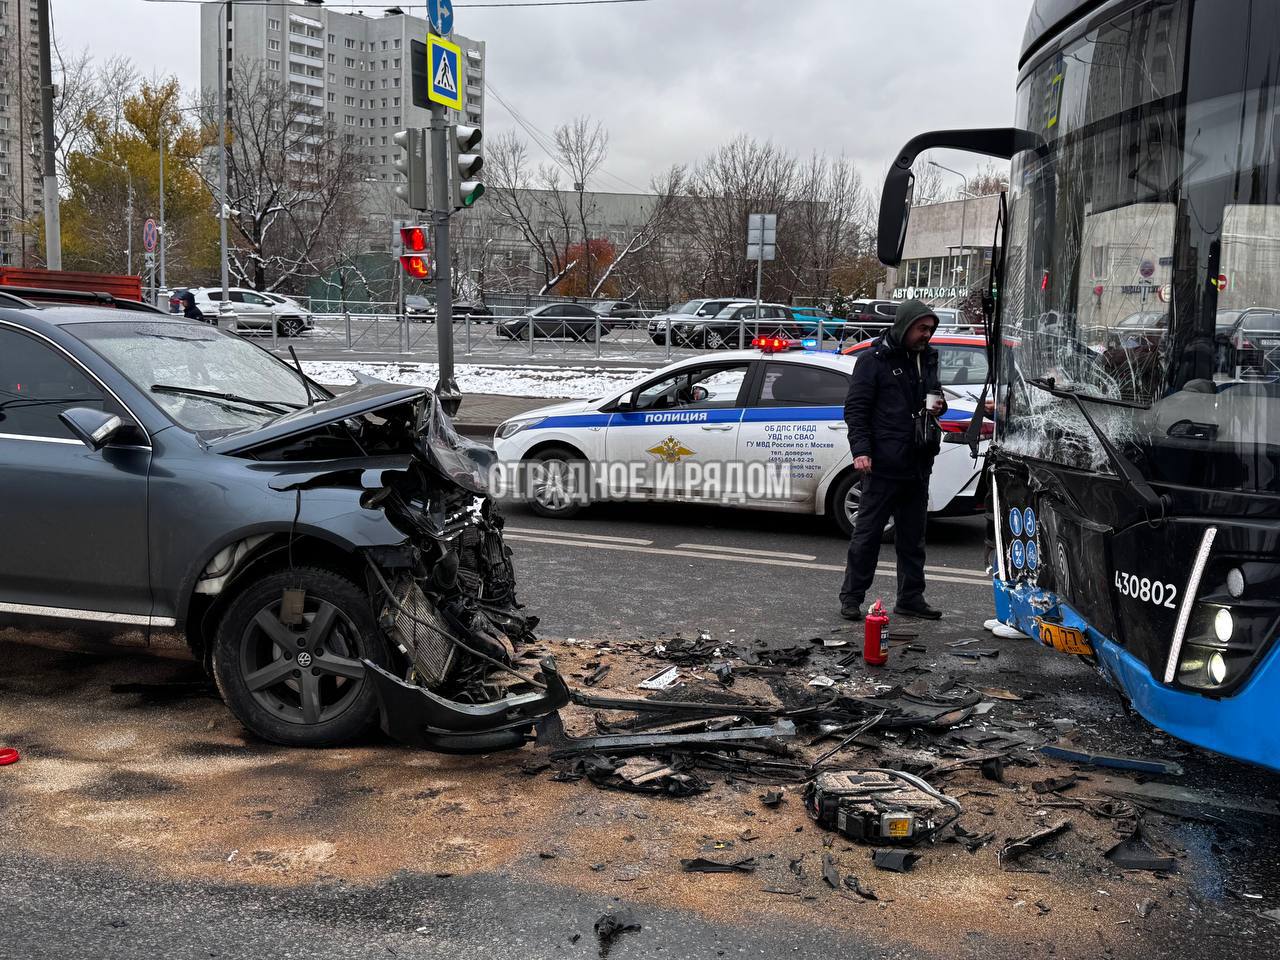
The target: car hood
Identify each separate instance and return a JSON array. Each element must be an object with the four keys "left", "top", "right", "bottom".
[{"left": 209, "top": 380, "right": 430, "bottom": 454}]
